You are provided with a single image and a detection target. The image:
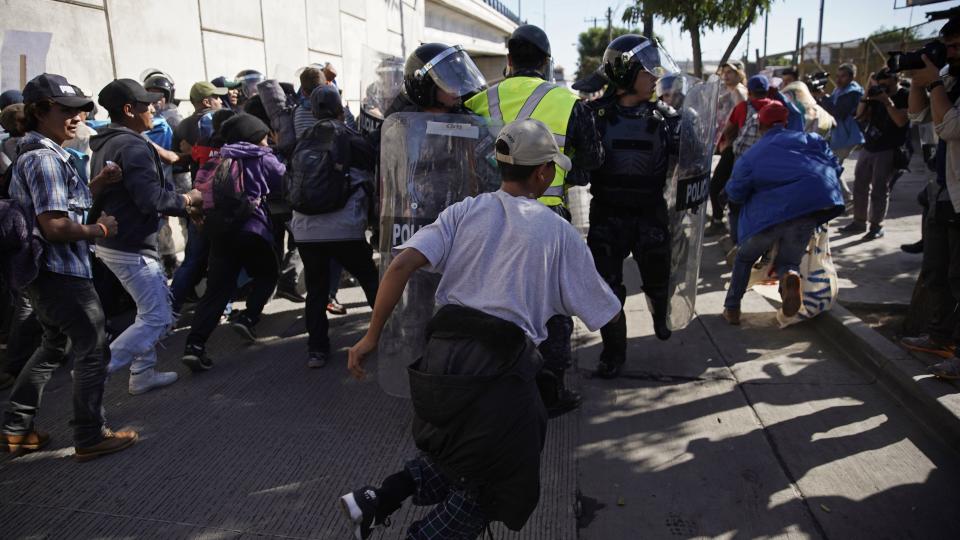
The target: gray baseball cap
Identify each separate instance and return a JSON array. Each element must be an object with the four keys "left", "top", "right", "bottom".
[{"left": 495, "top": 118, "right": 571, "bottom": 172}]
